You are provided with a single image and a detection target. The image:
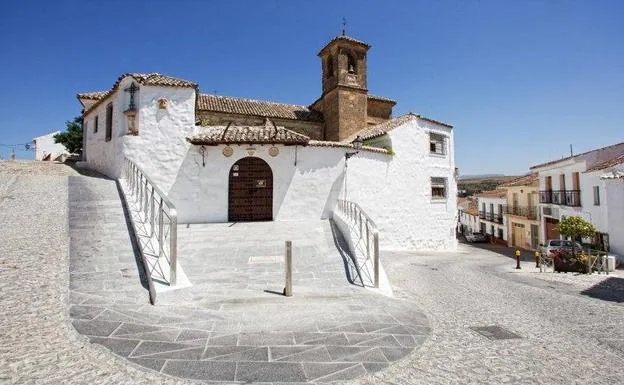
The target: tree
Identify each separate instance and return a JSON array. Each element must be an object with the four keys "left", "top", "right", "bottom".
[
  {"left": 54, "top": 116, "right": 83, "bottom": 154},
  {"left": 557, "top": 216, "right": 596, "bottom": 255}
]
